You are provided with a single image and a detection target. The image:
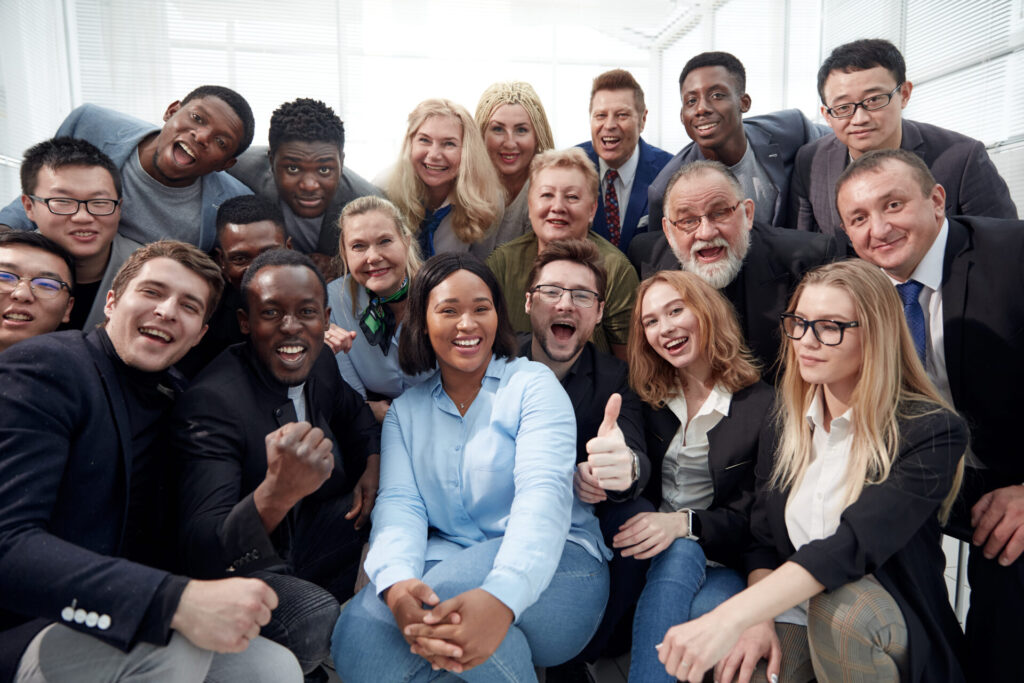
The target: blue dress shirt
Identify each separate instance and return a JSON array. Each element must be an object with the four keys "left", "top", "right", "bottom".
[{"left": 365, "top": 355, "right": 609, "bottom": 619}]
